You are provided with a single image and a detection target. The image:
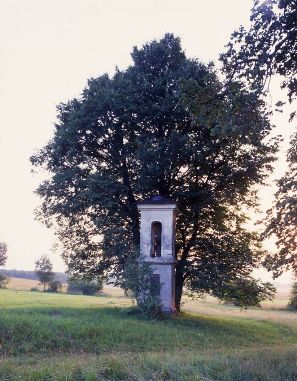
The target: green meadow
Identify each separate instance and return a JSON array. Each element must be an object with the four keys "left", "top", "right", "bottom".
[{"left": 0, "top": 287, "right": 296, "bottom": 381}]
